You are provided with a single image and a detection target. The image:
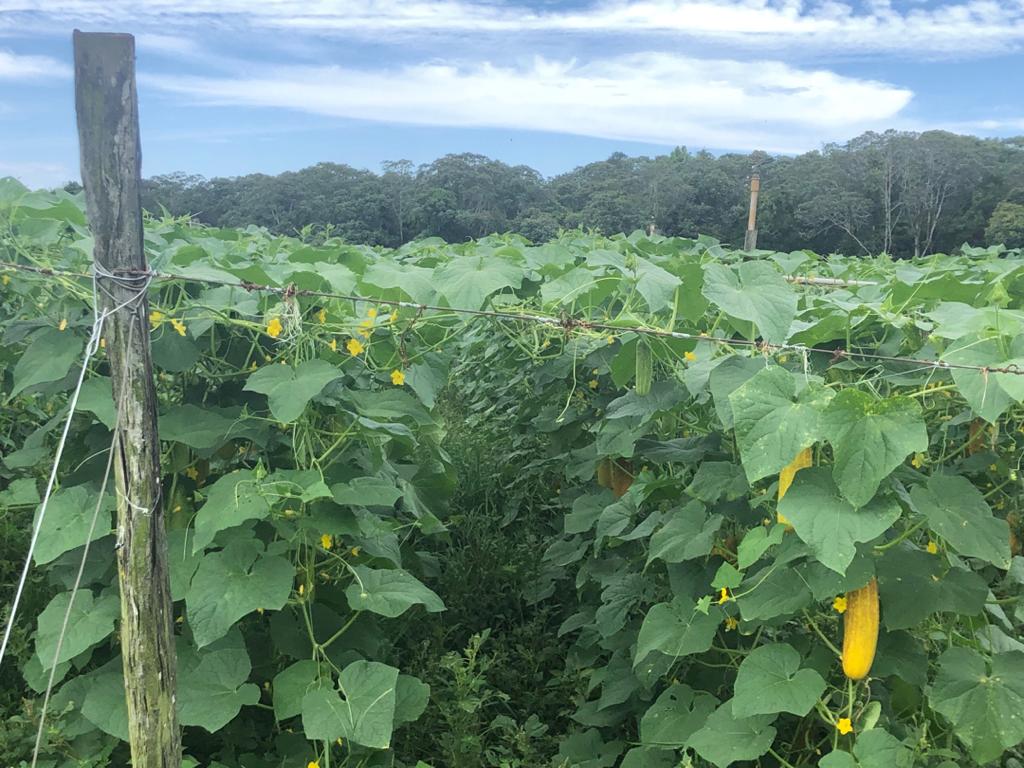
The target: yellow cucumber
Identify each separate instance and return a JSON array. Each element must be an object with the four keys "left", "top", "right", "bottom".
[
  {"left": 777, "top": 446, "right": 813, "bottom": 528},
  {"left": 842, "top": 577, "right": 879, "bottom": 680}
]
